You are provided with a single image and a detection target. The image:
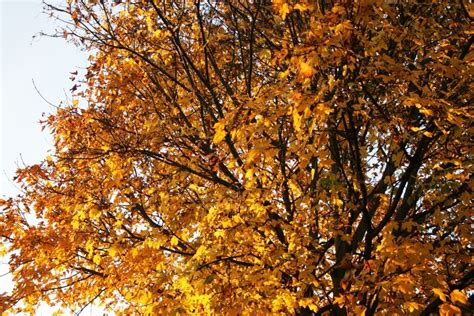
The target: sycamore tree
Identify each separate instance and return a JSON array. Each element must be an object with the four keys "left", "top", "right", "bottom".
[{"left": 1, "top": 0, "right": 473, "bottom": 314}]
